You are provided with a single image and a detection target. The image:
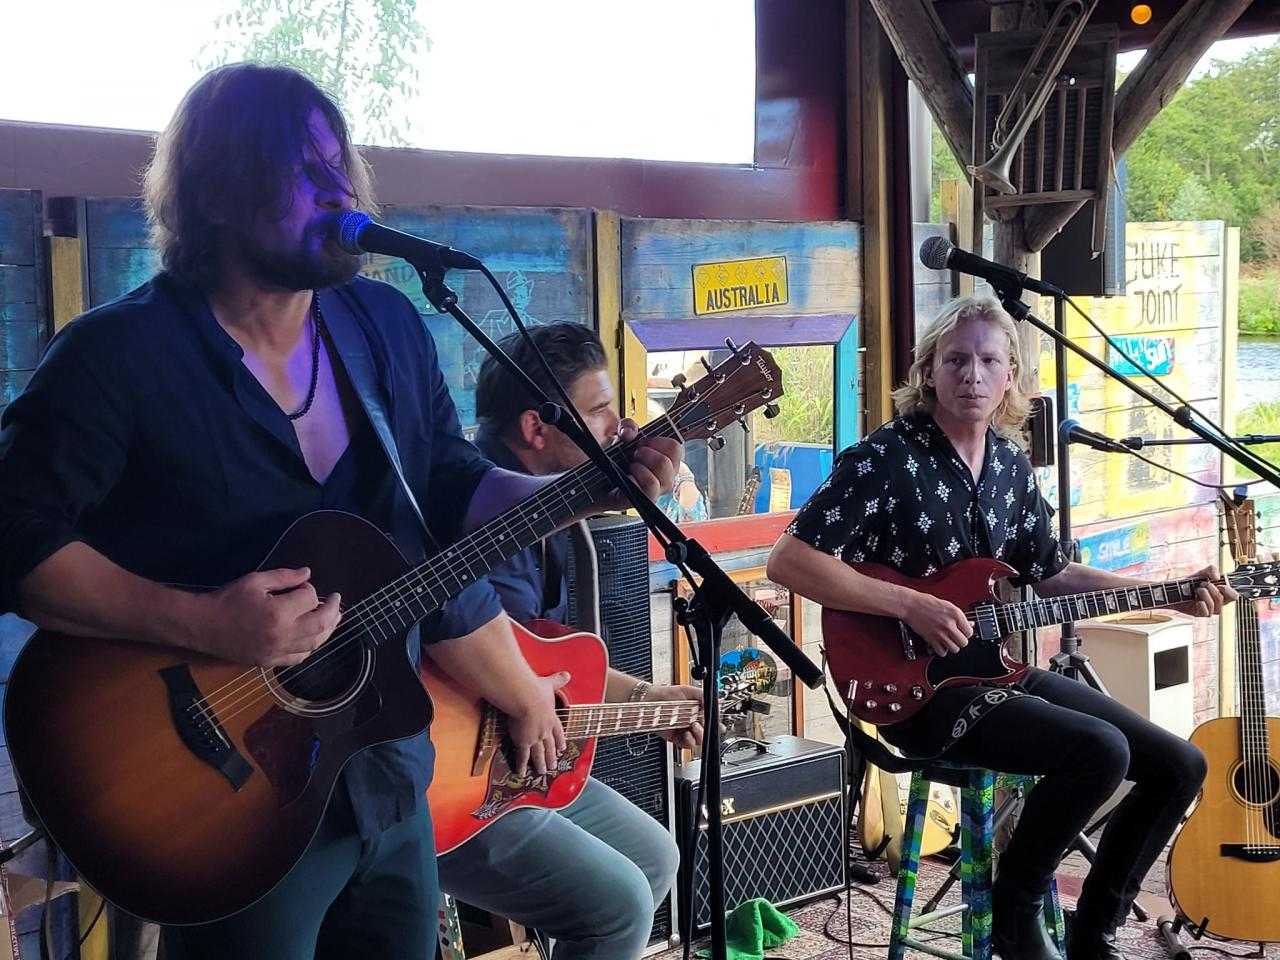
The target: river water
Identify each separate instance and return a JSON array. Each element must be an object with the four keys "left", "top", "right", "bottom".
[{"left": 1238, "top": 337, "right": 1280, "bottom": 411}]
